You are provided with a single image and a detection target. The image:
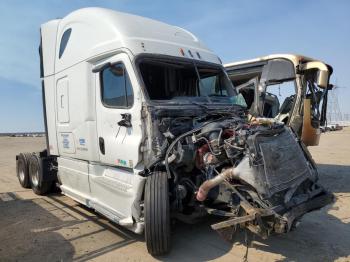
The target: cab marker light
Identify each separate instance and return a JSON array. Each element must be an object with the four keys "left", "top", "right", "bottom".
[{"left": 180, "top": 48, "right": 185, "bottom": 56}]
